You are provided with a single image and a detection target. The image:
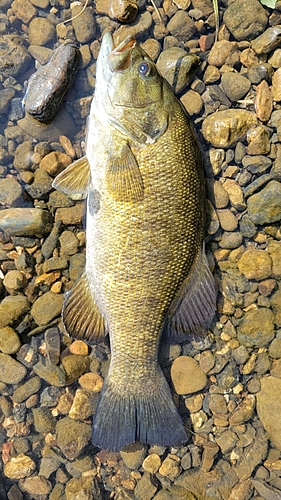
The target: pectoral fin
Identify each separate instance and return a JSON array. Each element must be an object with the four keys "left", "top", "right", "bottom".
[
  {"left": 105, "top": 143, "right": 144, "bottom": 202},
  {"left": 163, "top": 248, "right": 216, "bottom": 342},
  {"left": 63, "top": 271, "right": 107, "bottom": 342},
  {"left": 52, "top": 156, "right": 90, "bottom": 200}
]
